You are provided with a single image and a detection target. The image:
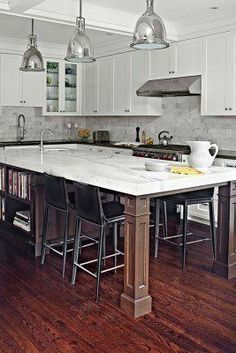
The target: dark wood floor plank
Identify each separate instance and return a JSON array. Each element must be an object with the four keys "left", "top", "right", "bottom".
[{"left": 0, "top": 222, "right": 235, "bottom": 353}]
